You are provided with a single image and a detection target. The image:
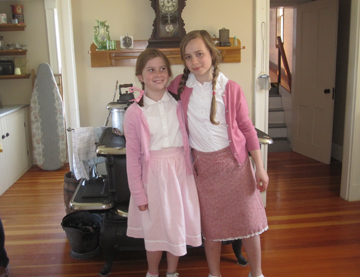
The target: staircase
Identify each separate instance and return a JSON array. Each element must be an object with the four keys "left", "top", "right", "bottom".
[{"left": 268, "top": 85, "right": 292, "bottom": 152}]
